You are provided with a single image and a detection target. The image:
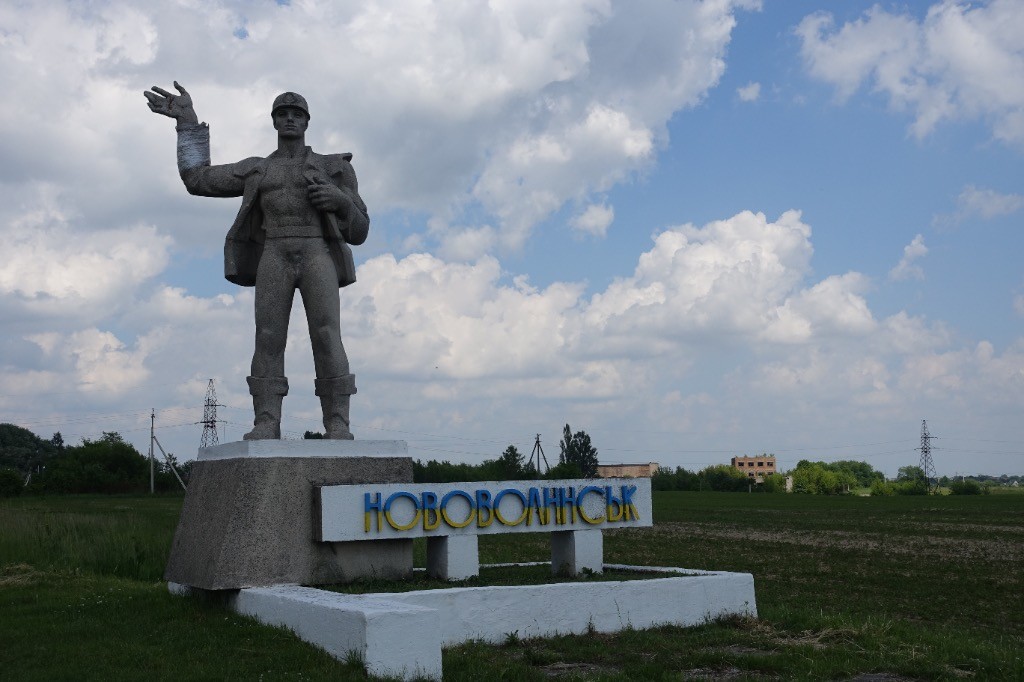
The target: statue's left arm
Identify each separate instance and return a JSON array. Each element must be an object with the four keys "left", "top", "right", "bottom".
[
  {"left": 336, "top": 158, "right": 369, "bottom": 246},
  {"left": 308, "top": 156, "right": 369, "bottom": 245}
]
